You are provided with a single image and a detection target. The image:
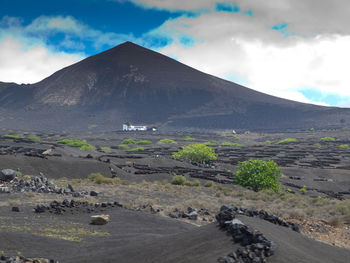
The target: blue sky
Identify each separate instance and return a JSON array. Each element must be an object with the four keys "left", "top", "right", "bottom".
[{"left": 1, "top": 0, "right": 350, "bottom": 107}]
